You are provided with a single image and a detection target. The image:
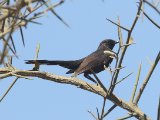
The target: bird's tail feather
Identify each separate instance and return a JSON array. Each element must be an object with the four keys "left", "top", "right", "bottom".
[
  {"left": 25, "top": 60, "right": 68, "bottom": 65},
  {"left": 25, "top": 59, "right": 83, "bottom": 70}
]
